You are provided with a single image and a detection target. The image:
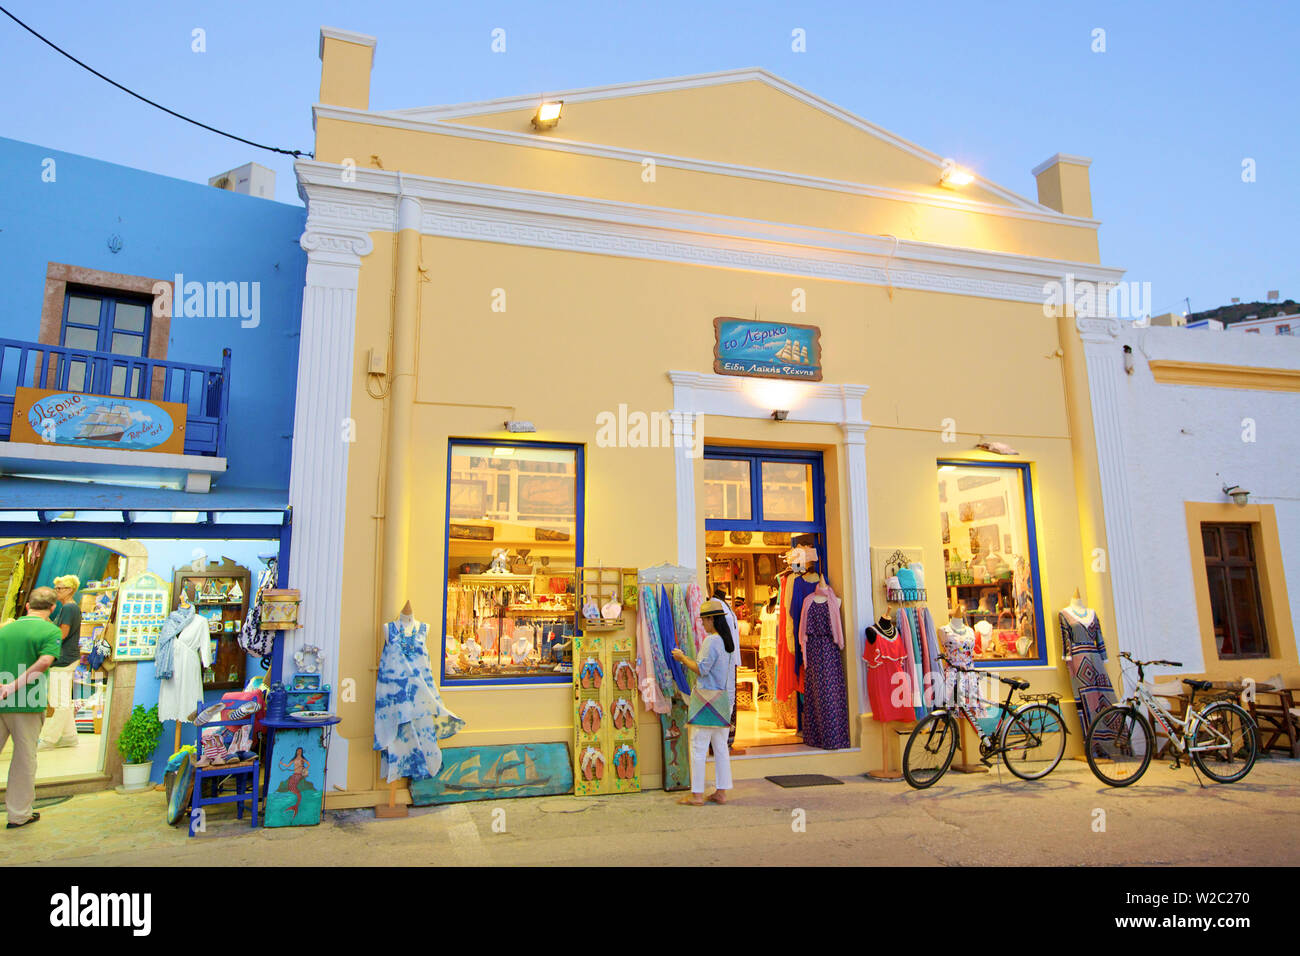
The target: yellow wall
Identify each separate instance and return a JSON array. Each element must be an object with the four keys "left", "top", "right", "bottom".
[{"left": 325, "top": 235, "right": 1096, "bottom": 799}]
